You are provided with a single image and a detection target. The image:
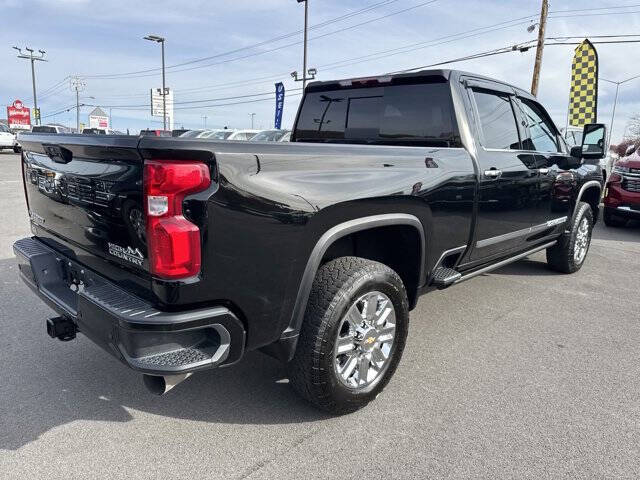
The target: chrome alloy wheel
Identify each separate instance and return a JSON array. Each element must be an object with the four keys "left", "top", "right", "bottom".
[
  {"left": 574, "top": 216, "right": 590, "bottom": 264},
  {"left": 334, "top": 291, "right": 396, "bottom": 389}
]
